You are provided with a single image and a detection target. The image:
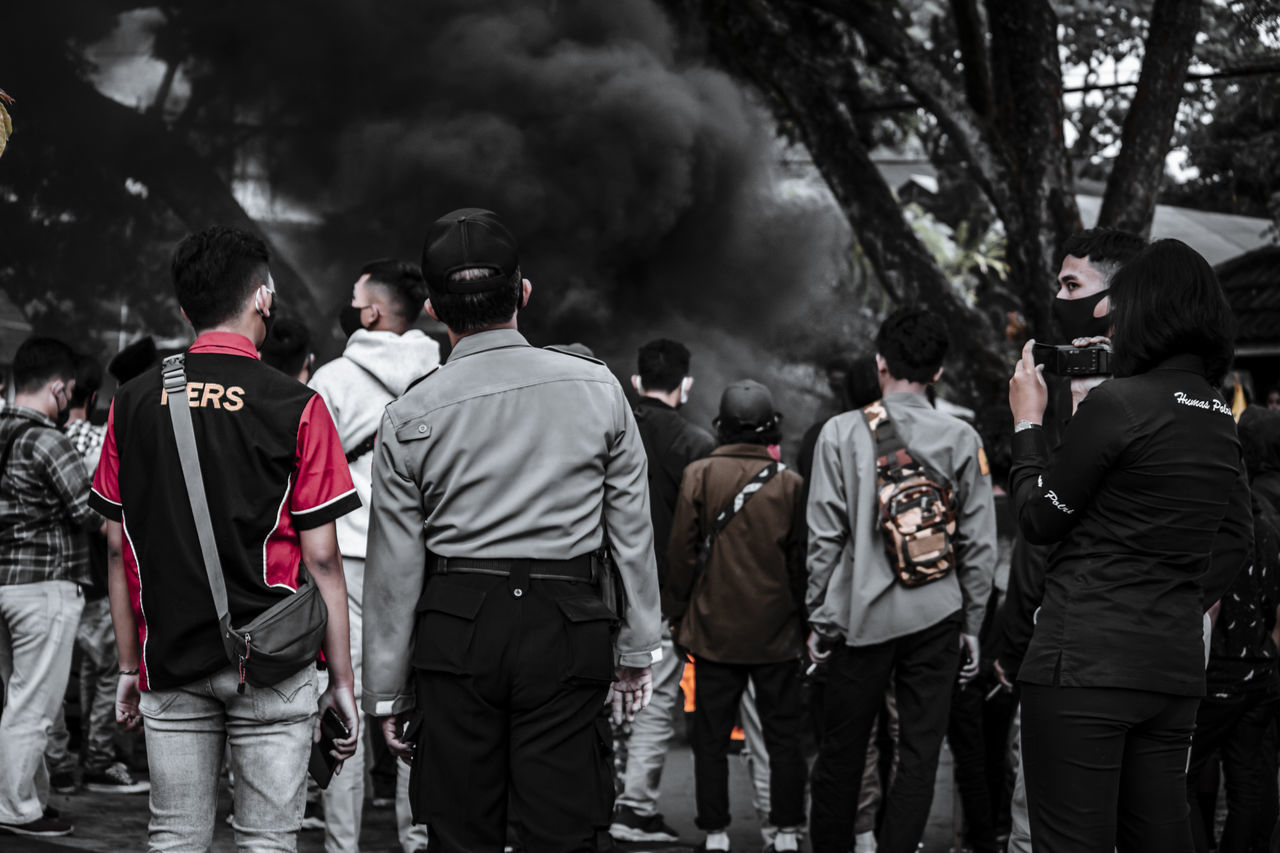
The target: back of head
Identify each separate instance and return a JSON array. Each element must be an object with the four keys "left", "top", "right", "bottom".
[
  {"left": 69, "top": 353, "right": 103, "bottom": 409},
  {"left": 1109, "top": 238, "right": 1235, "bottom": 383},
  {"left": 1239, "top": 405, "right": 1280, "bottom": 479},
  {"left": 259, "top": 317, "right": 312, "bottom": 378},
  {"left": 421, "top": 208, "right": 523, "bottom": 334},
  {"left": 361, "top": 258, "right": 426, "bottom": 327},
  {"left": 843, "top": 354, "right": 881, "bottom": 410},
  {"left": 13, "top": 336, "right": 78, "bottom": 393},
  {"left": 715, "top": 379, "right": 782, "bottom": 445},
  {"left": 108, "top": 336, "right": 159, "bottom": 384},
  {"left": 171, "top": 226, "right": 270, "bottom": 331},
  {"left": 1060, "top": 228, "right": 1146, "bottom": 285},
  {"left": 637, "top": 338, "right": 691, "bottom": 392},
  {"left": 876, "top": 309, "right": 949, "bottom": 384}
]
